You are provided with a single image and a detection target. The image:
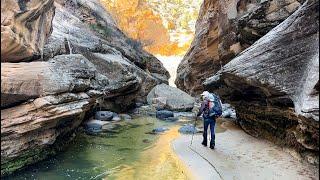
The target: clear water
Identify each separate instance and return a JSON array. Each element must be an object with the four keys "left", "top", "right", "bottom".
[{"left": 4, "top": 116, "right": 226, "bottom": 180}]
